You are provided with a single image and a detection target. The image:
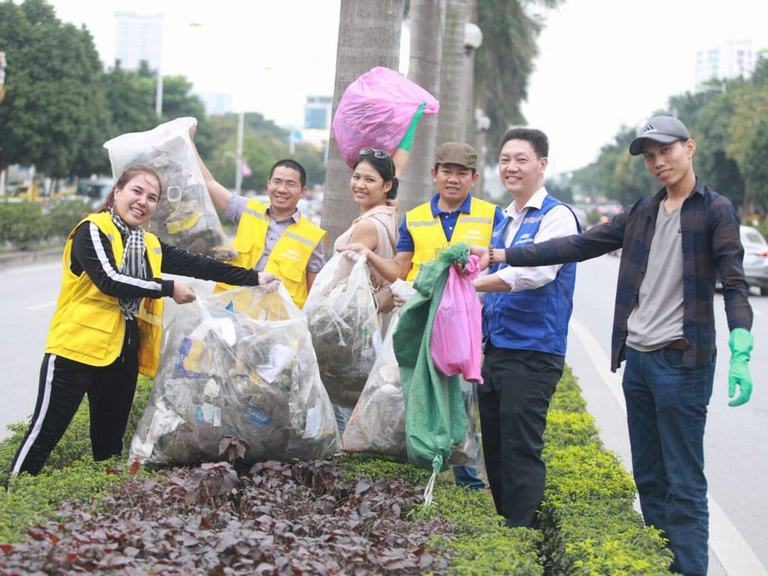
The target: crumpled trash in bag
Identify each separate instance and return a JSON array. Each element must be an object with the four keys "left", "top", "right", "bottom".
[
  {"left": 342, "top": 309, "right": 482, "bottom": 469},
  {"left": 104, "top": 117, "right": 233, "bottom": 259},
  {"left": 304, "top": 253, "right": 381, "bottom": 409},
  {"left": 342, "top": 311, "right": 405, "bottom": 457},
  {"left": 129, "top": 284, "right": 339, "bottom": 466},
  {"left": 332, "top": 66, "right": 439, "bottom": 168}
]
